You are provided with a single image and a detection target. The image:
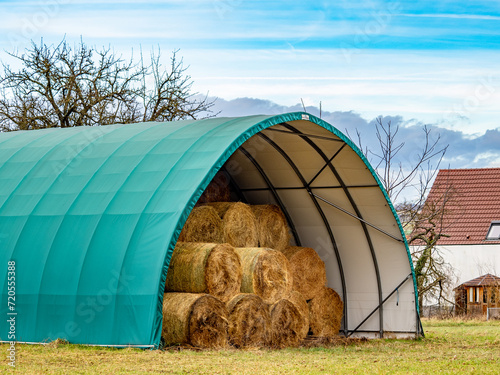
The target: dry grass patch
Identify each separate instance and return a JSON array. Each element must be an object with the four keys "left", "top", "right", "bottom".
[{"left": 2, "top": 319, "right": 499, "bottom": 374}]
